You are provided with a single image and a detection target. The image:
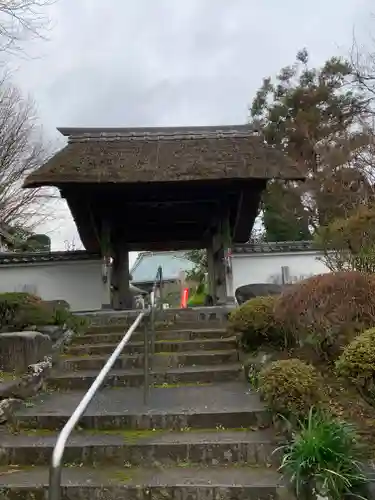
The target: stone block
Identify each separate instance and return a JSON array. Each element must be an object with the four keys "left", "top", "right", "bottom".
[
  {"left": 43, "top": 299, "right": 70, "bottom": 310},
  {"left": 235, "top": 283, "right": 292, "bottom": 305},
  {"left": 37, "top": 325, "right": 64, "bottom": 342},
  {"left": 0, "top": 357, "right": 52, "bottom": 400},
  {"left": 0, "top": 331, "right": 52, "bottom": 373}
]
